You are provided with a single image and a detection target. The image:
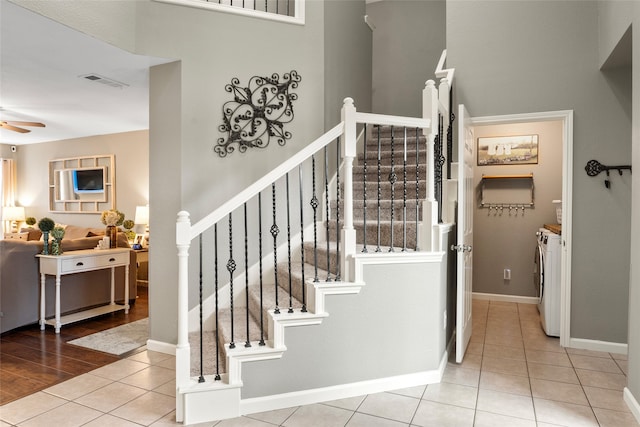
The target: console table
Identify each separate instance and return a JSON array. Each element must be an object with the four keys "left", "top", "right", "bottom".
[{"left": 37, "top": 248, "right": 130, "bottom": 333}]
